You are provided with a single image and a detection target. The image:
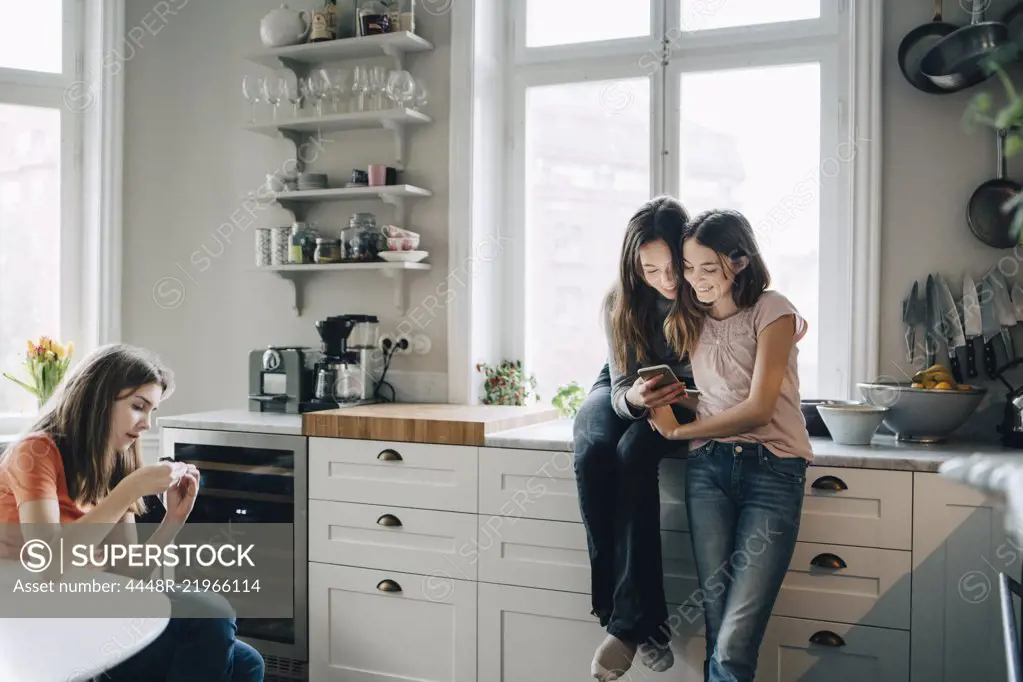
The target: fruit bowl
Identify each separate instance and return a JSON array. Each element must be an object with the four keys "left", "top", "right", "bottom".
[{"left": 857, "top": 368, "right": 987, "bottom": 443}]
